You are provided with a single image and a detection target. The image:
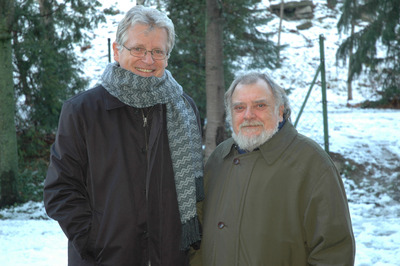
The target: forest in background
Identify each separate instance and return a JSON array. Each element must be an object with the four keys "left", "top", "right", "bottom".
[{"left": 0, "top": 0, "right": 399, "bottom": 207}]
